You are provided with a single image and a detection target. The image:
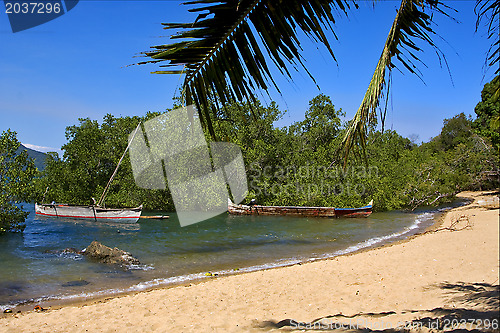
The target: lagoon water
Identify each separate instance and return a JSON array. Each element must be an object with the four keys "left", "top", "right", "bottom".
[{"left": 0, "top": 202, "right": 462, "bottom": 311}]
